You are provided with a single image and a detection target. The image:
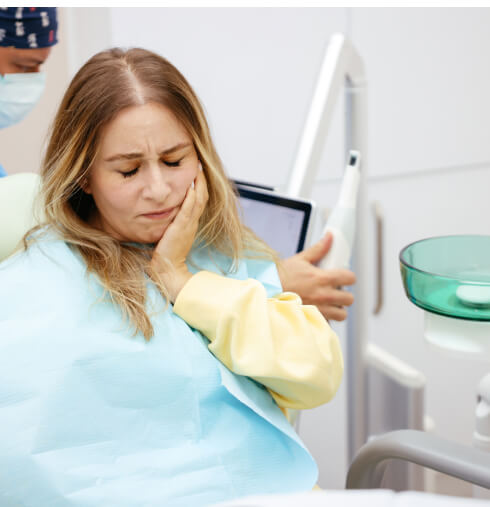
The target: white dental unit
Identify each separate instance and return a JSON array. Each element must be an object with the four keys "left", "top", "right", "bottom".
[
  {"left": 240, "top": 32, "right": 490, "bottom": 497},
  {"left": 400, "top": 235, "right": 490, "bottom": 499}
]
